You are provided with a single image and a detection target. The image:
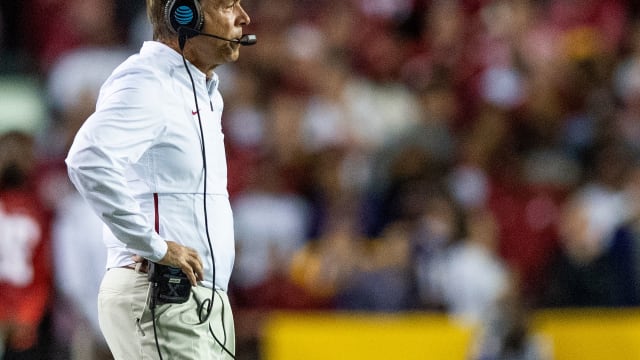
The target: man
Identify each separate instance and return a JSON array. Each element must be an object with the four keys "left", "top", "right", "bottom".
[
  {"left": 65, "top": 0, "right": 251, "bottom": 358},
  {"left": 0, "top": 131, "right": 52, "bottom": 360}
]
